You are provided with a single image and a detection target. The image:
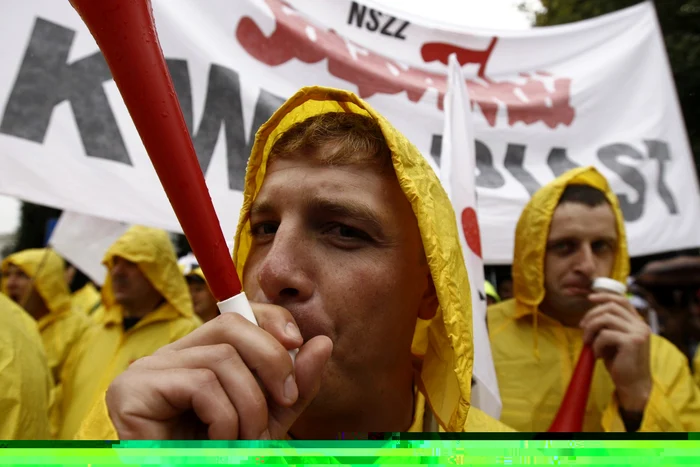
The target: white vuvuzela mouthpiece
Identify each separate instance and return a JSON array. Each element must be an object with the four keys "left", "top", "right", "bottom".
[{"left": 591, "top": 277, "right": 627, "bottom": 296}]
